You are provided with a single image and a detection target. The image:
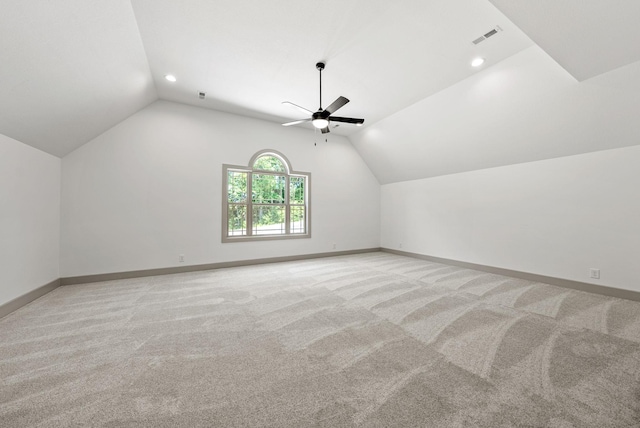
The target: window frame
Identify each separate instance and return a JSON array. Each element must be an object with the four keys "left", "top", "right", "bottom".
[{"left": 222, "top": 149, "right": 311, "bottom": 243}]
